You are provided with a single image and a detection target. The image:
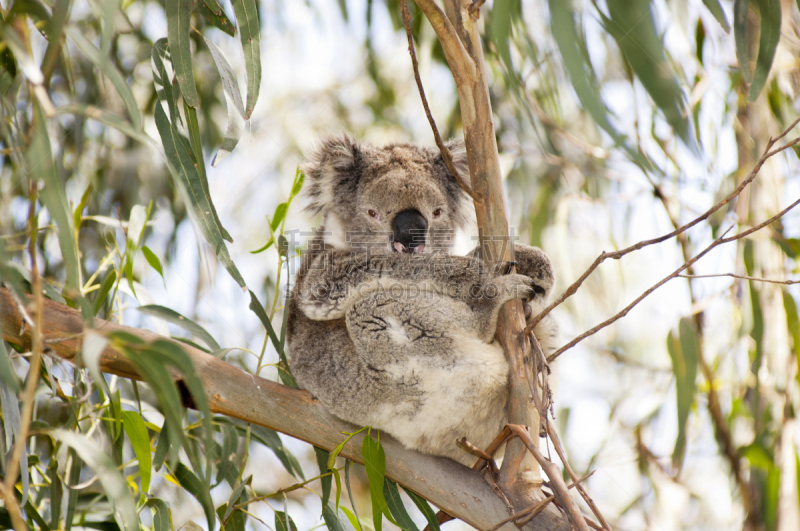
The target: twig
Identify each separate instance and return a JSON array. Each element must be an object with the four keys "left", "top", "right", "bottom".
[
  {"left": 517, "top": 473, "right": 594, "bottom": 527},
  {"left": 400, "top": 0, "right": 481, "bottom": 203},
  {"left": 548, "top": 193, "right": 800, "bottom": 362},
  {"left": 2, "top": 183, "right": 45, "bottom": 531},
  {"left": 482, "top": 466, "right": 514, "bottom": 513},
  {"left": 468, "top": 0, "right": 486, "bottom": 20},
  {"left": 507, "top": 424, "right": 591, "bottom": 531},
  {"left": 545, "top": 423, "right": 611, "bottom": 530},
  {"left": 457, "top": 437, "right": 498, "bottom": 473},
  {"left": 678, "top": 273, "right": 799, "bottom": 285},
  {"left": 525, "top": 120, "right": 800, "bottom": 335}
]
